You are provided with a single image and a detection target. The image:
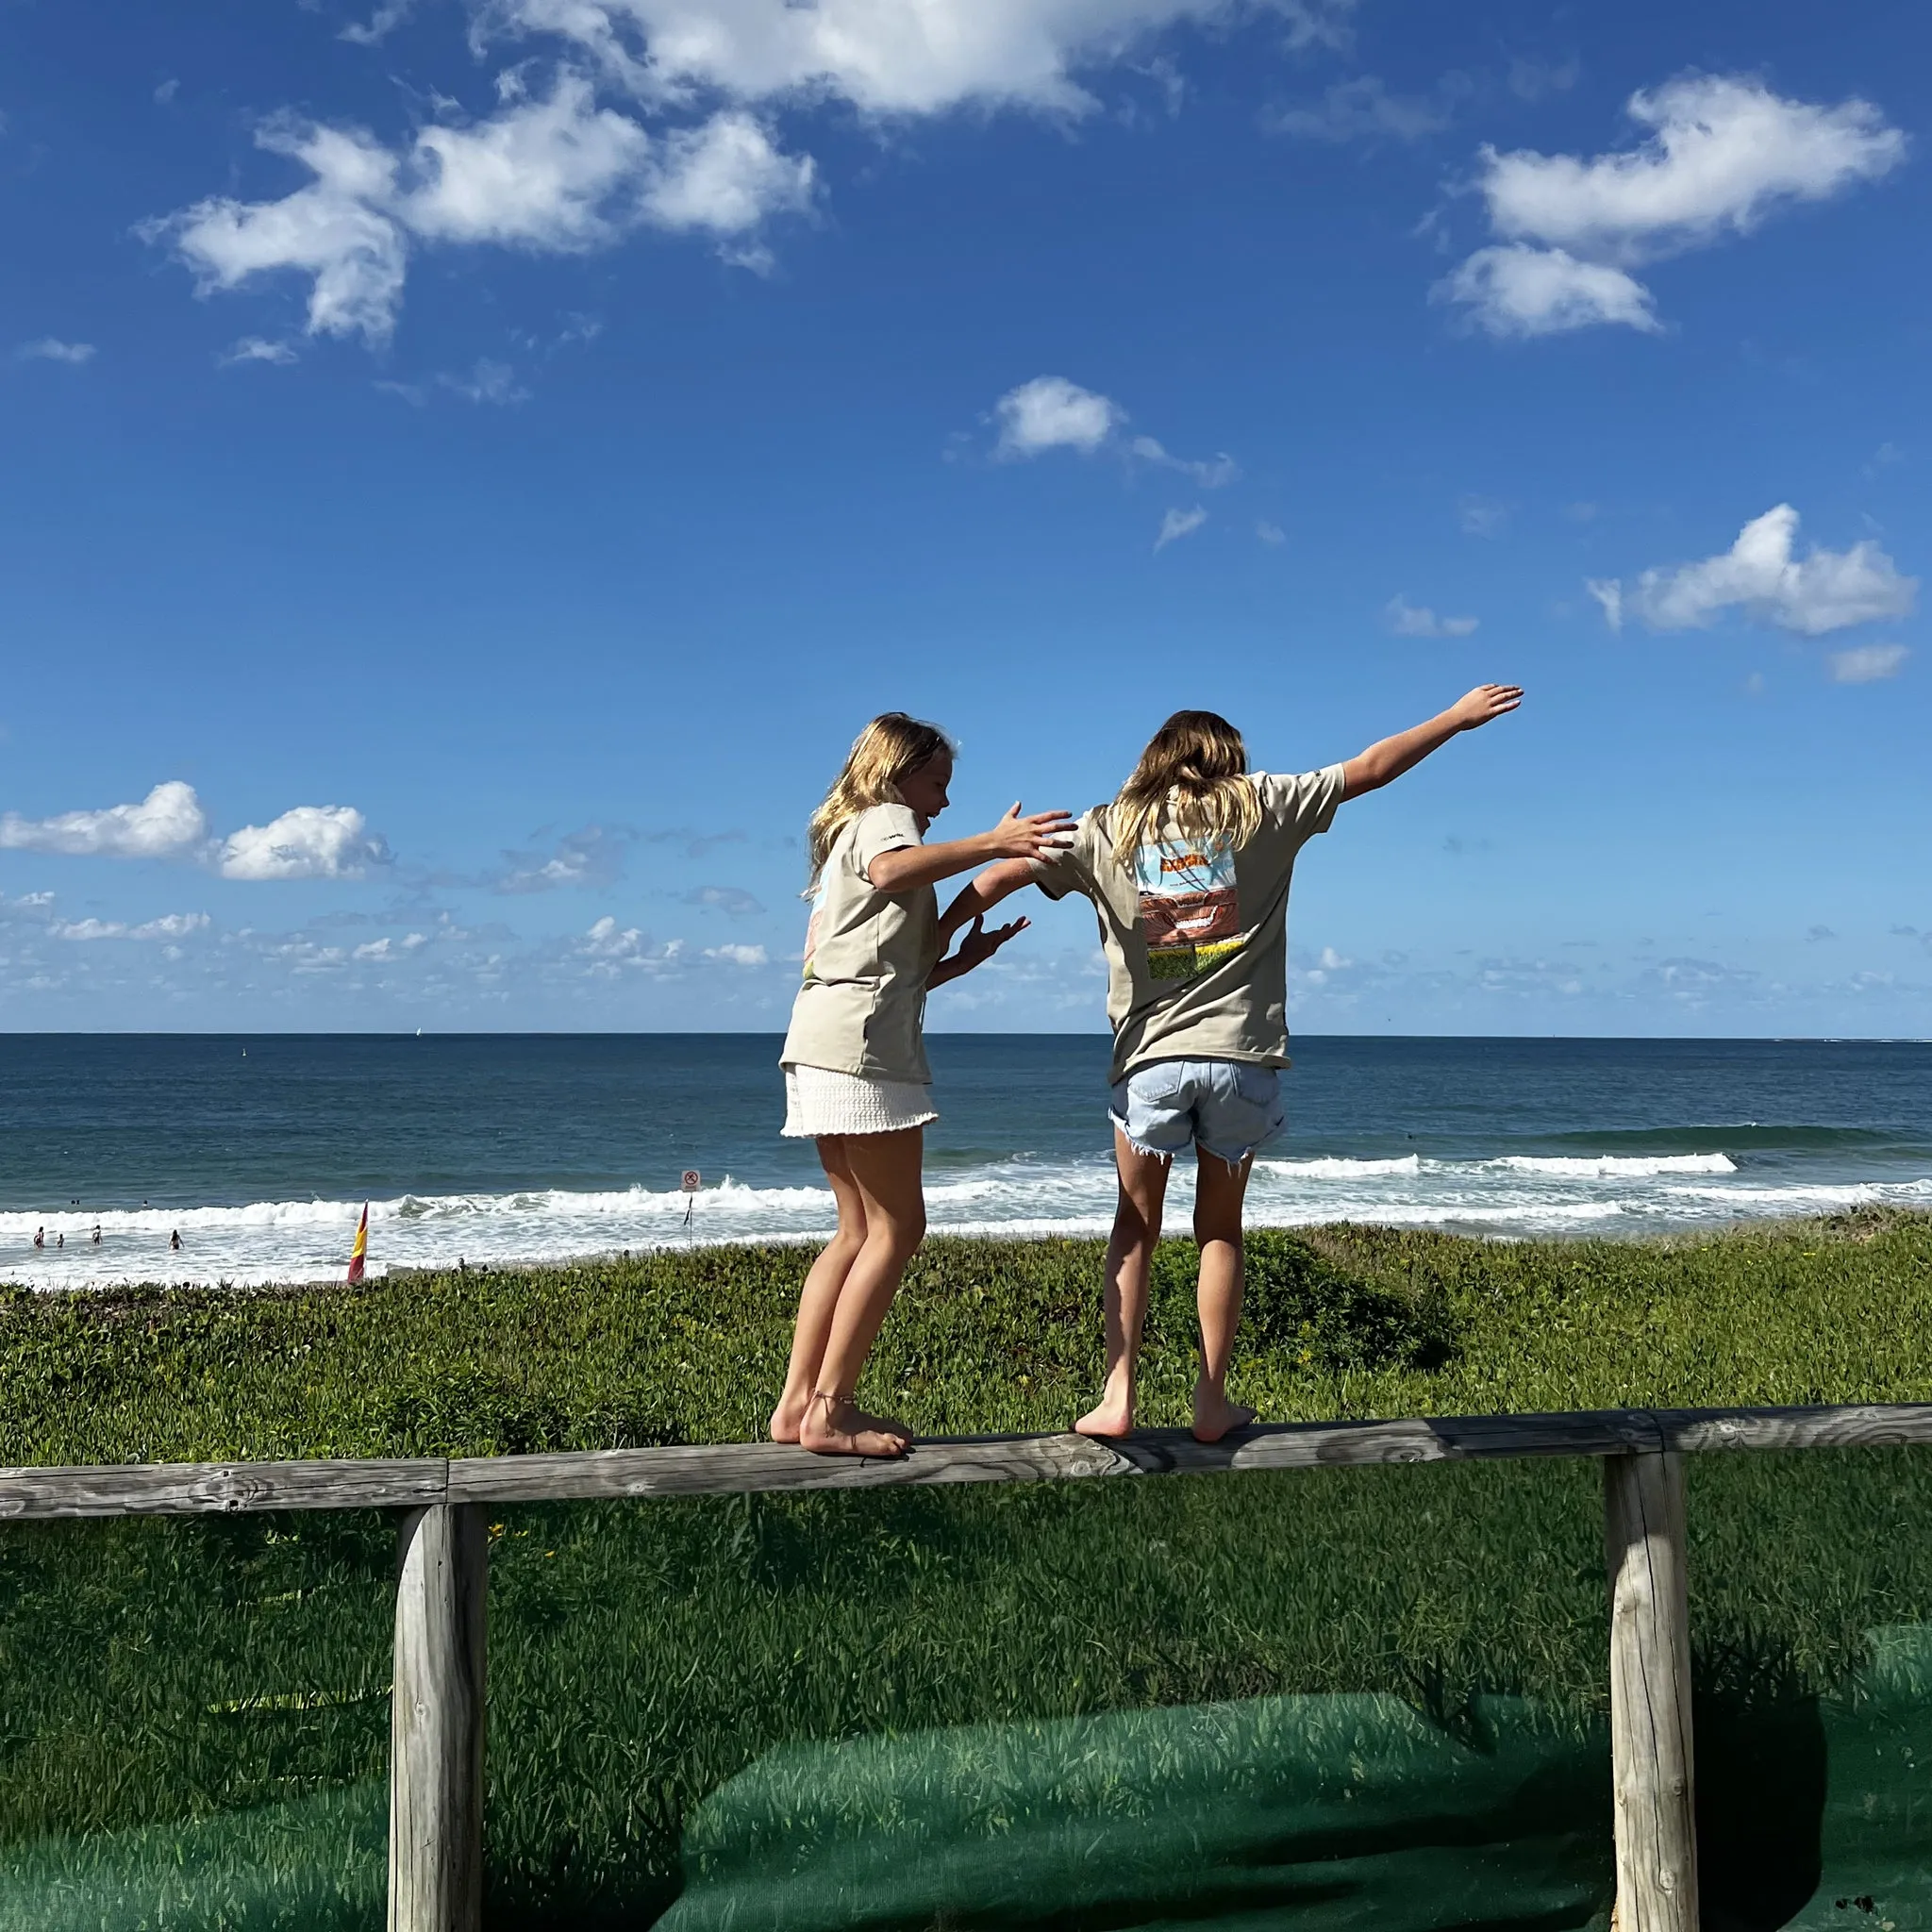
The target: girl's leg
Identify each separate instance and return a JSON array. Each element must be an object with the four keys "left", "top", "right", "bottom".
[
  {"left": 799, "top": 1125, "right": 925, "bottom": 1457},
  {"left": 1191, "top": 1150, "right": 1256, "bottom": 1442},
  {"left": 770, "top": 1136, "right": 868, "bottom": 1442},
  {"left": 1075, "top": 1129, "right": 1172, "bottom": 1439}
]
